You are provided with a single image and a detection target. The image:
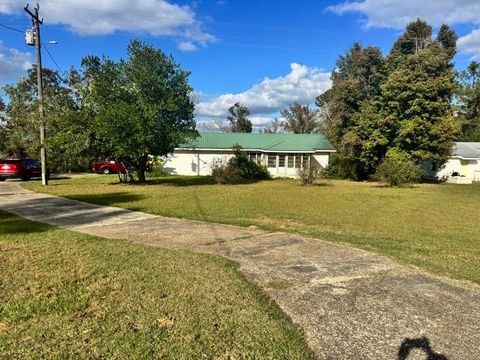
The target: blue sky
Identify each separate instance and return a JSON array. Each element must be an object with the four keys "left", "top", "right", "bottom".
[{"left": 1, "top": 0, "right": 480, "bottom": 129}]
